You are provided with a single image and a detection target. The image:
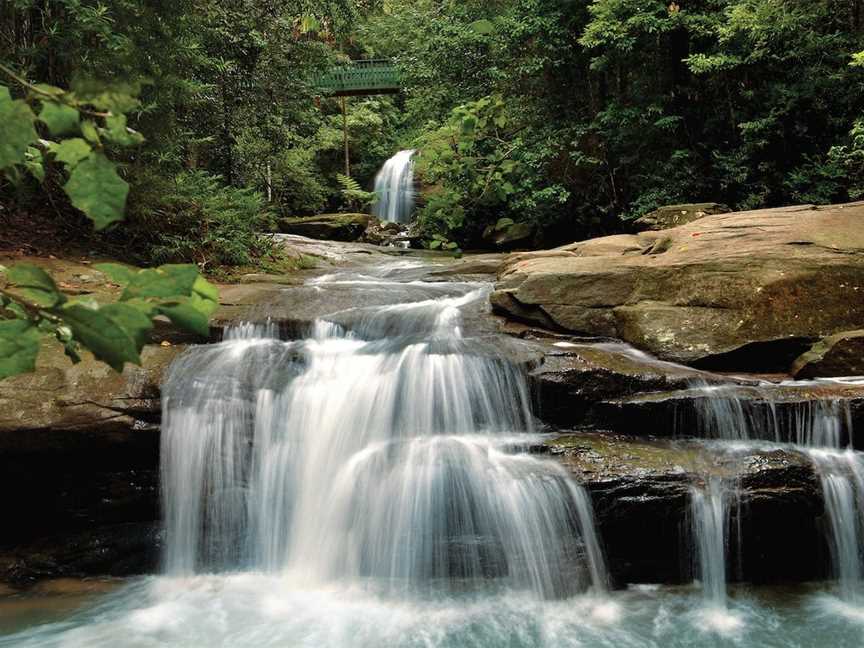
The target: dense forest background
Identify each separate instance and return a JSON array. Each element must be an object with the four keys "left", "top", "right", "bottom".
[{"left": 2, "top": 0, "right": 864, "bottom": 265}]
